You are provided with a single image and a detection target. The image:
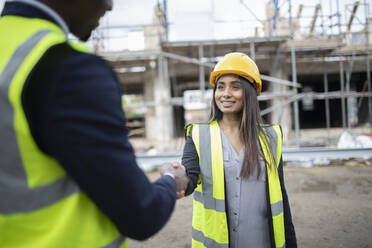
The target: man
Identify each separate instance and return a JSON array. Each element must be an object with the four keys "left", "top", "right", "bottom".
[{"left": 0, "top": 0, "right": 188, "bottom": 247}]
